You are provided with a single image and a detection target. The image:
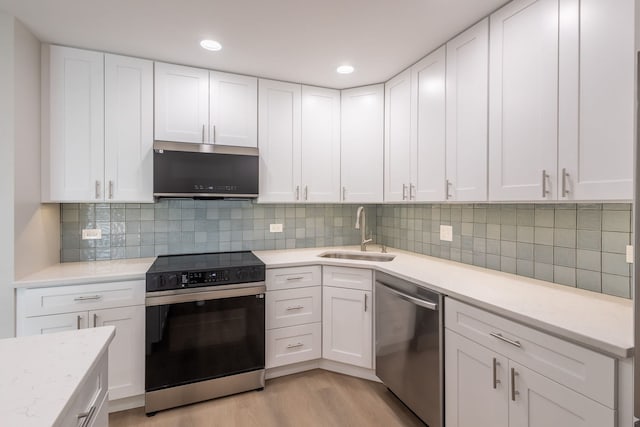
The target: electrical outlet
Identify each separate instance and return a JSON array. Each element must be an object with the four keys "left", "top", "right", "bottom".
[
  {"left": 626, "top": 245, "right": 634, "bottom": 263},
  {"left": 440, "top": 225, "right": 453, "bottom": 242},
  {"left": 269, "top": 223, "right": 283, "bottom": 233},
  {"left": 82, "top": 228, "right": 102, "bottom": 240}
]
